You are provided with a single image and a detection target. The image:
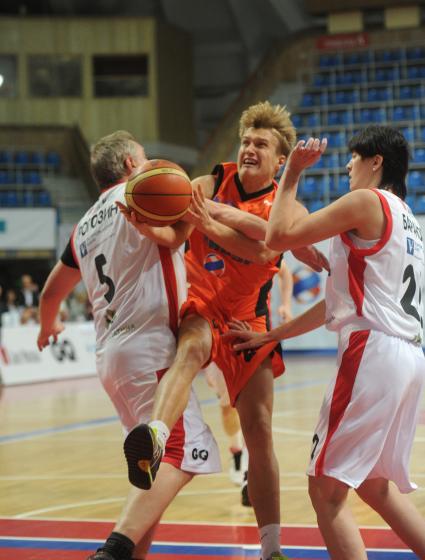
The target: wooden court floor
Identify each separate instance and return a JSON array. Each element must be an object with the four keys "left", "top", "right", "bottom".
[{"left": 0, "top": 354, "right": 424, "bottom": 559}]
